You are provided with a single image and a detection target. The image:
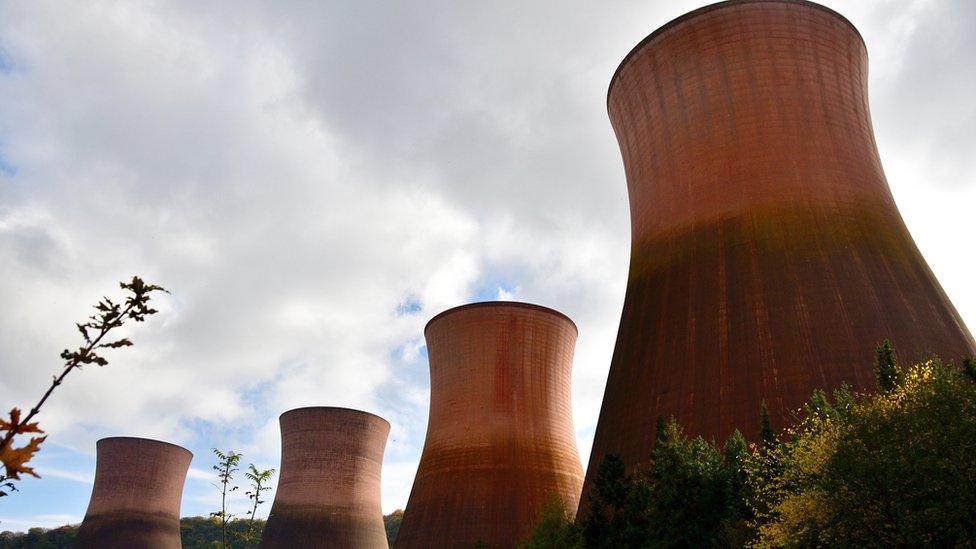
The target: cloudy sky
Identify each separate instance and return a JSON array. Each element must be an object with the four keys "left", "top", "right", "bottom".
[{"left": 1, "top": 0, "right": 974, "bottom": 531}]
